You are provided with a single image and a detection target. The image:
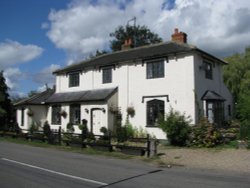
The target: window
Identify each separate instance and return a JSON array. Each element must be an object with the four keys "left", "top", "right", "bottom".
[
  {"left": 69, "top": 72, "right": 79, "bottom": 87},
  {"left": 70, "top": 104, "right": 81, "bottom": 124},
  {"left": 146, "top": 59, "right": 164, "bottom": 79},
  {"left": 51, "top": 105, "right": 61, "bottom": 125},
  {"left": 204, "top": 61, "right": 213, "bottom": 79},
  {"left": 102, "top": 67, "right": 112, "bottom": 84},
  {"left": 228, "top": 105, "right": 231, "bottom": 116},
  {"left": 146, "top": 99, "right": 165, "bottom": 127},
  {"left": 21, "top": 108, "right": 24, "bottom": 126}
]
